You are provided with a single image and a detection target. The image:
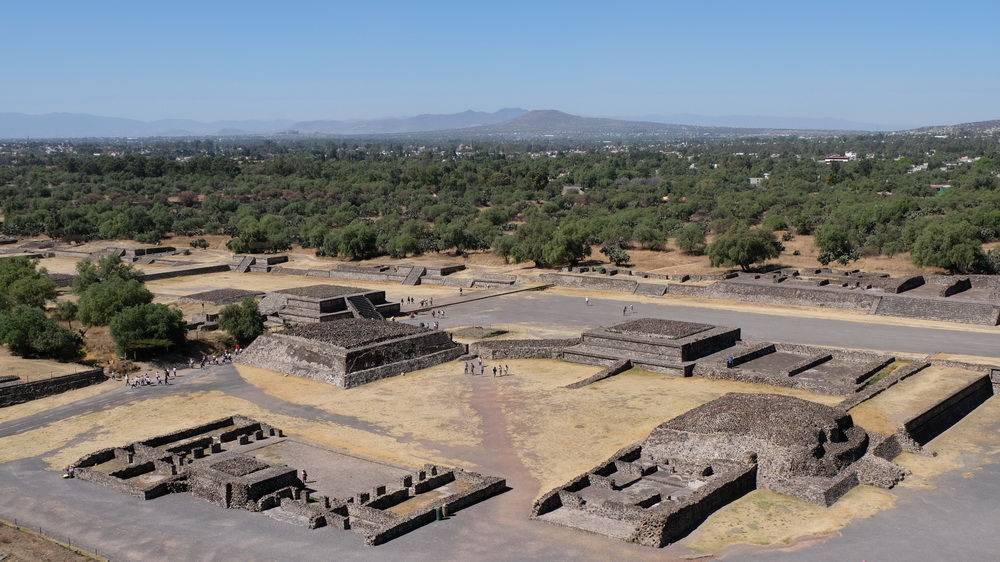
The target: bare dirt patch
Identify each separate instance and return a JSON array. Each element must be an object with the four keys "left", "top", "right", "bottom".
[
  {"left": 0, "top": 349, "right": 89, "bottom": 383},
  {"left": 0, "top": 520, "right": 96, "bottom": 561},
  {"left": 682, "top": 487, "right": 896, "bottom": 554},
  {"left": 235, "top": 363, "right": 482, "bottom": 448}
]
